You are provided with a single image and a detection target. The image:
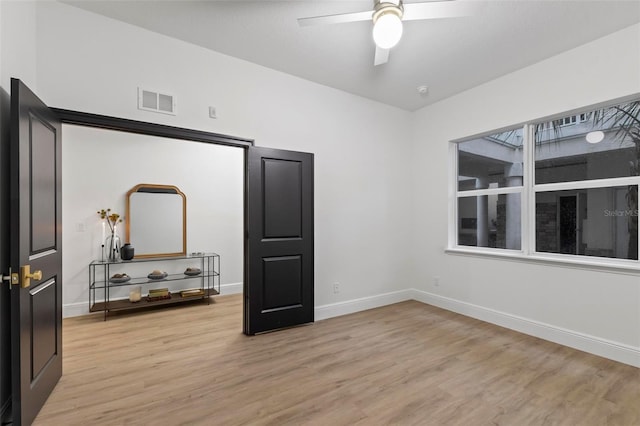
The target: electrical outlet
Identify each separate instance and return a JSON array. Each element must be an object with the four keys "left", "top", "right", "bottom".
[
  {"left": 434, "top": 276, "right": 440, "bottom": 287},
  {"left": 75, "top": 222, "right": 86, "bottom": 232},
  {"left": 333, "top": 282, "right": 340, "bottom": 294}
]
